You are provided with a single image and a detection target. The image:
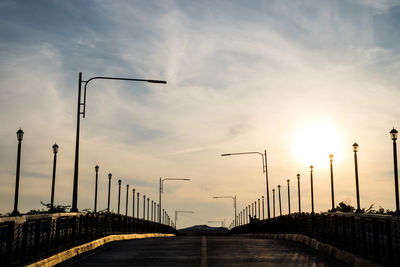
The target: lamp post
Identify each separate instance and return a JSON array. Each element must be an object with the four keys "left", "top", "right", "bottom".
[
  {"left": 107, "top": 173, "right": 112, "bottom": 212},
  {"left": 151, "top": 200, "right": 154, "bottom": 221},
  {"left": 221, "top": 150, "right": 271, "bottom": 219},
  {"left": 287, "top": 179, "right": 291, "bottom": 215},
  {"left": 310, "top": 165, "right": 314, "bottom": 214},
  {"left": 272, "top": 189, "right": 276, "bottom": 218},
  {"left": 12, "top": 128, "right": 24, "bottom": 216},
  {"left": 71, "top": 73, "right": 166, "bottom": 212},
  {"left": 117, "top": 179, "right": 122, "bottom": 214},
  {"left": 159, "top": 177, "right": 190, "bottom": 223},
  {"left": 213, "top": 196, "right": 237, "bottom": 226},
  {"left": 137, "top": 192, "right": 140, "bottom": 218},
  {"left": 132, "top": 188, "right": 135, "bottom": 217},
  {"left": 125, "top": 184, "right": 129, "bottom": 216},
  {"left": 175, "top": 210, "right": 194, "bottom": 229},
  {"left": 143, "top": 195, "right": 146, "bottom": 219},
  {"left": 245, "top": 206, "right": 248, "bottom": 223},
  {"left": 353, "top": 143, "right": 362, "bottom": 213},
  {"left": 297, "top": 174, "right": 301, "bottom": 213},
  {"left": 329, "top": 154, "right": 336, "bottom": 212},
  {"left": 94, "top": 165, "right": 99, "bottom": 213},
  {"left": 147, "top": 198, "right": 150, "bottom": 220},
  {"left": 277, "top": 185, "right": 282, "bottom": 216},
  {"left": 258, "top": 199, "right": 260, "bottom": 219},
  {"left": 50, "top": 143, "right": 59, "bottom": 212},
  {"left": 390, "top": 128, "right": 400, "bottom": 215},
  {"left": 262, "top": 196, "right": 265, "bottom": 220}
]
